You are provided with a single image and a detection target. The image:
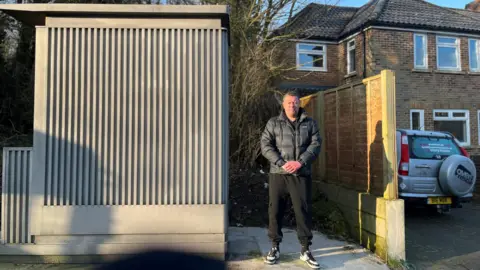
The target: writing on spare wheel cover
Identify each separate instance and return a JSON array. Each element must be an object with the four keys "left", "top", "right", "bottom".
[{"left": 455, "top": 164, "right": 474, "bottom": 185}]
